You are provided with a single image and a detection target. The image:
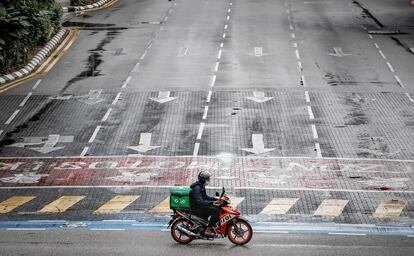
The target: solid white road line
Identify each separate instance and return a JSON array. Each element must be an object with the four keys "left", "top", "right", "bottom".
[
  {"left": 80, "top": 147, "right": 89, "bottom": 157},
  {"left": 210, "top": 75, "right": 217, "bottom": 87},
  {"left": 217, "top": 50, "right": 222, "bottom": 59},
  {"left": 311, "top": 124, "right": 318, "bottom": 139},
  {"left": 89, "top": 126, "right": 102, "bottom": 143},
  {"left": 305, "top": 91, "right": 310, "bottom": 102},
  {"left": 102, "top": 108, "right": 112, "bottom": 122},
  {"left": 378, "top": 50, "right": 386, "bottom": 59},
  {"left": 5, "top": 110, "right": 20, "bottom": 125},
  {"left": 32, "top": 79, "right": 42, "bottom": 89},
  {"left": 112, "top": 92, "right": 122, "bottom": 105},
  {"left": 121, "top": 76, "right": 132, "bottom": 88},
  {"left": 214, "top": 62, "right": 220, "bottom": 72},
  {"left": 328, "top": 233, "right": 366, "bottom": 236},
  {"left": 405, "top": 93, "right": 414, "bottom": 102},
  {"left": 193, "top": 143, "right": 200, "bottom": 156},
  {"left": 196, "top": 122, "right": 205, "bottom": 140},
  {"left": 386, "top": 62, "right": 395, "bottom": 72},
  {"left": 202, "top": 106, "right": 209, "bottom": 119},
  {"left": 207, "top": 91, "right": 212, "bottom": 102},
  {"left": 19, "top": 92, "right": 32, "bottom": 107},
  {"left": 315, "top": 143, "right": 322, "bottom": 158},
  {"left": 307, "top": 106, "right": 315, "bottom": 120},
  {"left": 395, "top": 75, "right": 404, "bottom": 87}
]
